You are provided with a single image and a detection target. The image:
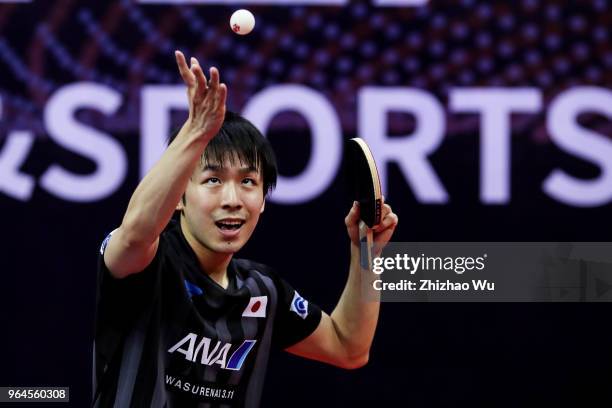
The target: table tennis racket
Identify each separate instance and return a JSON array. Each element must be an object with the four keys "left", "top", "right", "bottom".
[{"left": 345, "top": 137, "right": 382, "bottom": 270}]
